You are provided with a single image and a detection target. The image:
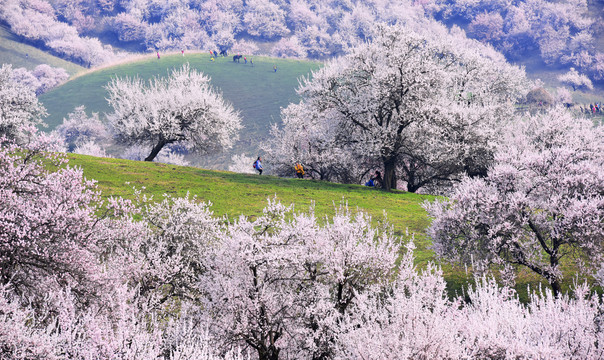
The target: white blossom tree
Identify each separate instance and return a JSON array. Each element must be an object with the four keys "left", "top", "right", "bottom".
[
  {"left": 228, "top": 153, "right": 256, "bottom": 174},
  {"left": 555, "top": 86, "right": 573, "bottom": 106},
  {"left": 54, "top": 105, "right": 109, "bottom": 151},
  {"left": 243, "top": 0, "right": 290, "bottom": 40},
  {"left": 30, "top": 64, "right": 69, "bottom": 95},
  {"left": 0, "top": 65, "right": 47, "bottom": 140},
  {"left": 106, "top": 64, "right": 242, "bottom": 161},
  {"left": 265, "top": 102, "right": 375, "bottom": 182},
  {"left": 280, "top": 24, "right": 526, "bottom": 191},
  {"left": 425, "top": 108, "right": 604, "bottom": 296},
  {"left": 557, "top": 67, "right": 594, "bottom": 91}
]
